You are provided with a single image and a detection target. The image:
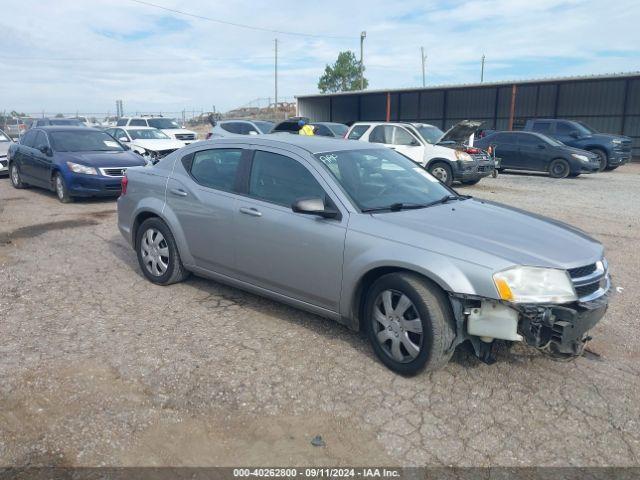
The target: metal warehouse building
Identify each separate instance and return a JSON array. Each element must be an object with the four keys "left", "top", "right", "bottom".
[{"left": 296, "top": 72, "right": 640, "bottom": 157}]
